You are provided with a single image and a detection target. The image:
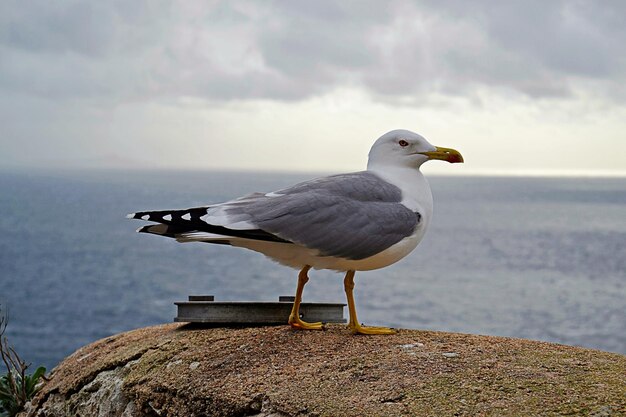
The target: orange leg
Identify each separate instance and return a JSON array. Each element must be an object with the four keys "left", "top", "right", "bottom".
[
  {"left": 344, "top": 270, "right": 396, "bottom": 335},
  {"left": 288, "top": 265, "right": 324, "bottom": 330}
]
